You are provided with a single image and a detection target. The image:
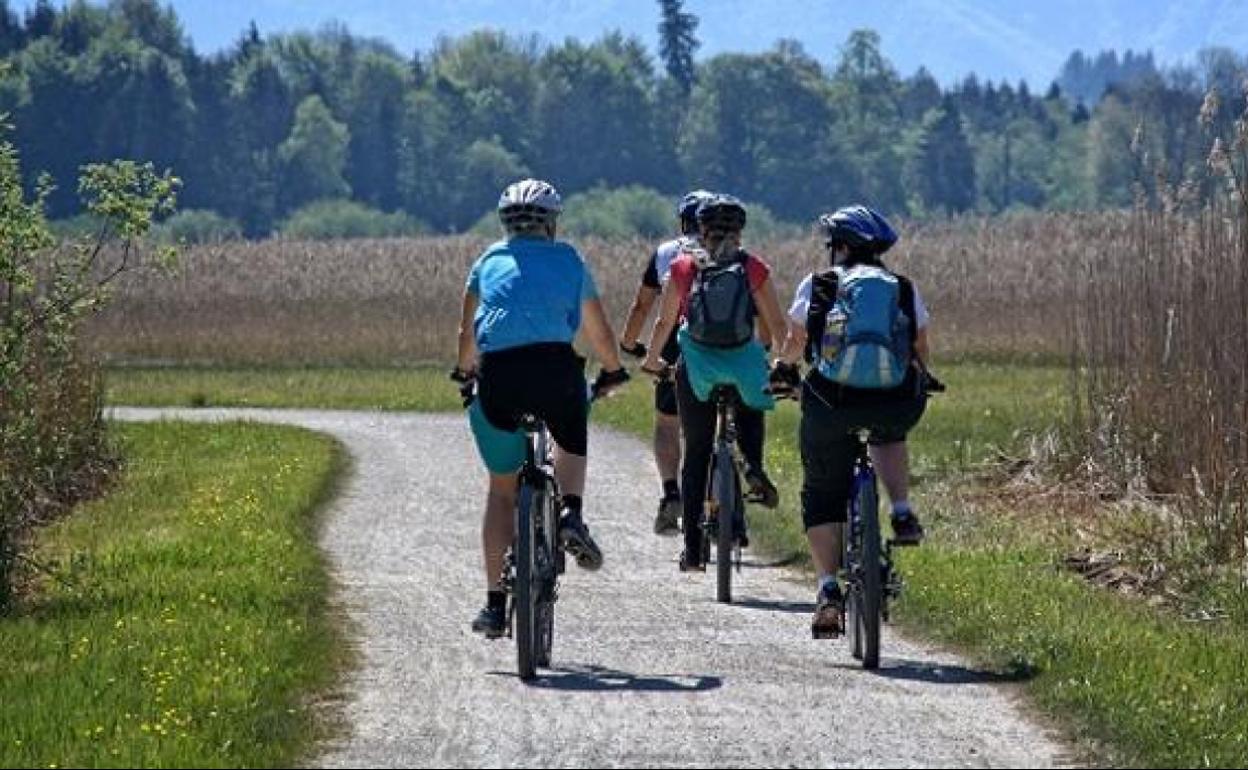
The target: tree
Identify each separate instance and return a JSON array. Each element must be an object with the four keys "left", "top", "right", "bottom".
[
  {"left": 278, "top": 94, "right": 351, "bottom": 211},
  {"left": 657, "top": 0, "right": 698, "bottom": 95},
  {"left": 680, "top": 43, "right": 853, "bottom": 219},
  {"left": 345, "top": 53, "right": 408, "bottom": 210},
  {"left": 535, "top": 35, "right": 661, "bottom": 194},
  {"left": 905, "top": 100, "right": 976, "bottom": 214}
]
